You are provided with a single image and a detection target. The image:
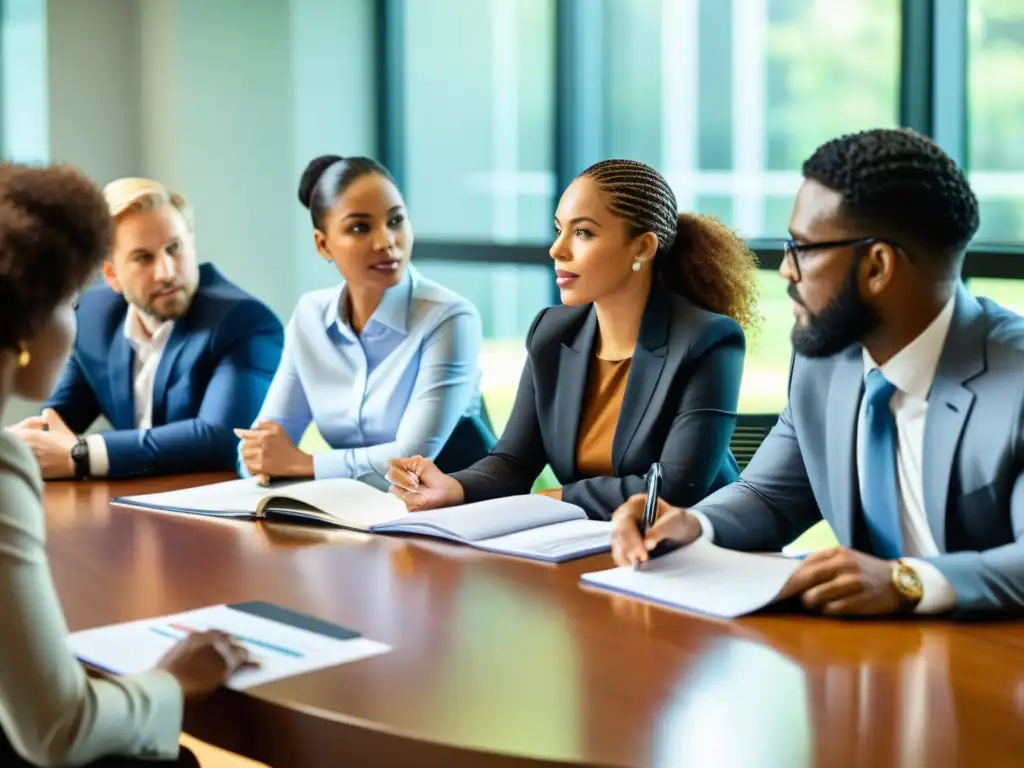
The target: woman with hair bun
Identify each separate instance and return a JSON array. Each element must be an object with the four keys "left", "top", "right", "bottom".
[
  {"left": 236, "top": 155, "right": 490, "bottom": 487},
  {"left": 388, "top": 159, "right": 760, "bottom": 520}
]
